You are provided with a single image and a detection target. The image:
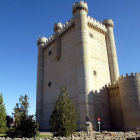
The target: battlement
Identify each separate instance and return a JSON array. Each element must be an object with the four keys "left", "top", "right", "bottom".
[
  {"left": 40, "top": 17, "right": 75, "bottom": 49},
  {"left": 54, "top": 18, "right": 74, "bottom": 35},
  {"left": 92, "top": 85, "right": 108, "bottom": 95},
  {"left": 108, "top": 72, "right": 140, "bottom": 91},
  {"left": 72, "top": 1, "right": 88, "bottom": 15},
  {"left": 87, "top": 16, "right": 107, "bottom": 34},
  {"left": 108, "top": 81, "right": 119, "bottom": 90},
  {"left": 37, "top": 34, "right": 55, "bottom": 48},
  {"left": 59, "top": 17, "right": 75, "bottom": 36},
  {"left": 118, "top": 72, "right": 140, "bottom": 80}
]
